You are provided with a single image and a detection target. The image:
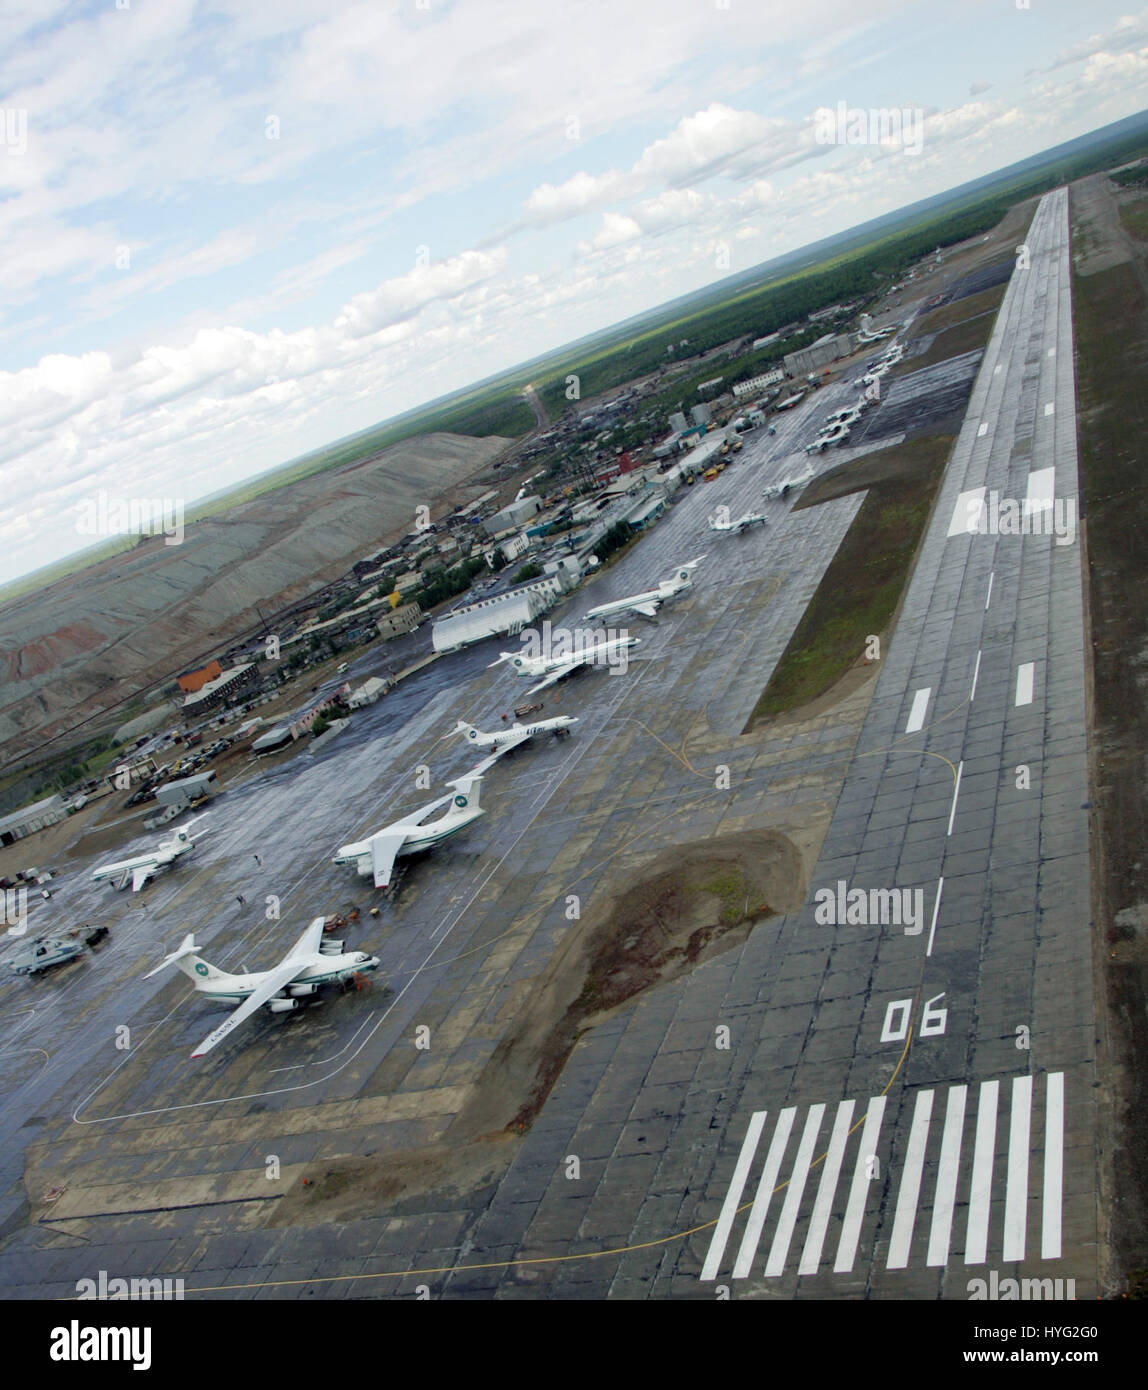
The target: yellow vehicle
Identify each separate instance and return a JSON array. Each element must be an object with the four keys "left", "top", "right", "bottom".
[
  {"left": 720, "top": 442, "right": 729, "bottom": 455},
  {"left": 732, "top": 439, "right": 743, "bottom": 452},
  {"left": 703, "top": 467, "right": 720, "bottom": 481}
]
